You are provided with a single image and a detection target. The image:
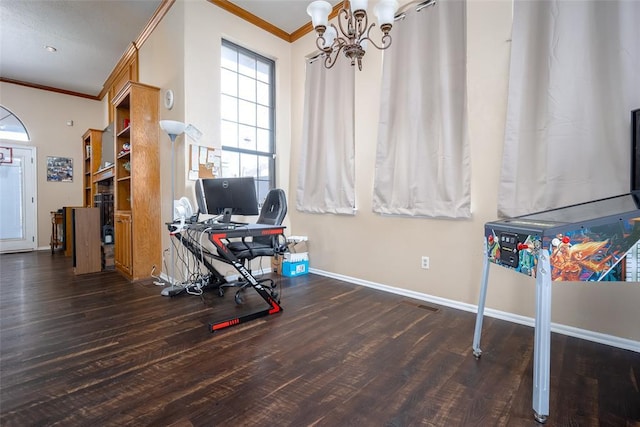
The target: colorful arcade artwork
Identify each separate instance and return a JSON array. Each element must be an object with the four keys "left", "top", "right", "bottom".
[{"left": 485, "top": 216, "right": 640, "bottom": 281}]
